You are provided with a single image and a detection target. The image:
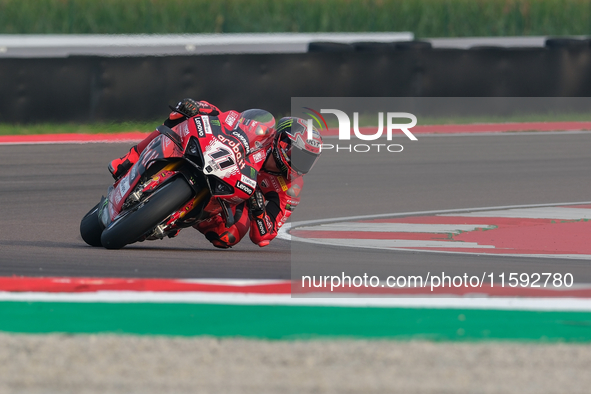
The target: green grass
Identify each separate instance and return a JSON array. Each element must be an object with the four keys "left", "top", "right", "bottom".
[
  {"left": 1, "top": 113, "right": 590, "bottom": 136},
  {"left": 0, "top": 0, "right": 590, "bottom": 37},
  {"left": 0, "top": 121, "right": 160, "bottom": 136}
]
